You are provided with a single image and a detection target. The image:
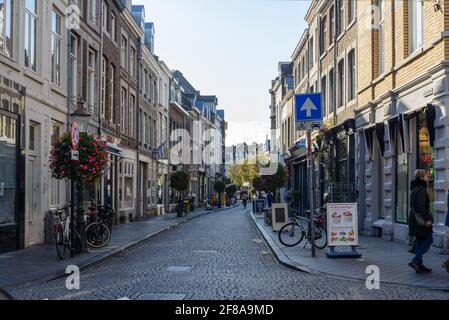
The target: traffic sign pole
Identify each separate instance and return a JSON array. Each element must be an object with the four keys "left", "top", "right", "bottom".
[
  {"left": 295, "top": 93, "right": 322, "bottom": 258},
  {"left": 306, "top": 123, "right": 316, "bottom": 258}
]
